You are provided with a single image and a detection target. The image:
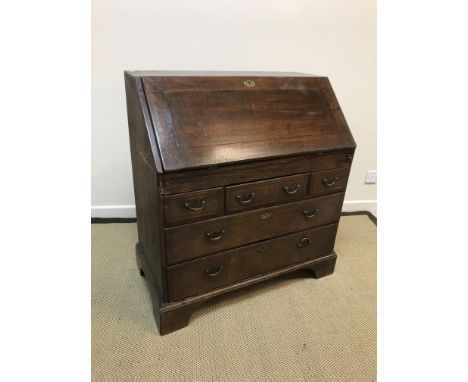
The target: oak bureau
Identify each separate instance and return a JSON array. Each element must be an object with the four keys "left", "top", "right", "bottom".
[{"left": 124, "top": 71, "right": 356, "bottom": 335}]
